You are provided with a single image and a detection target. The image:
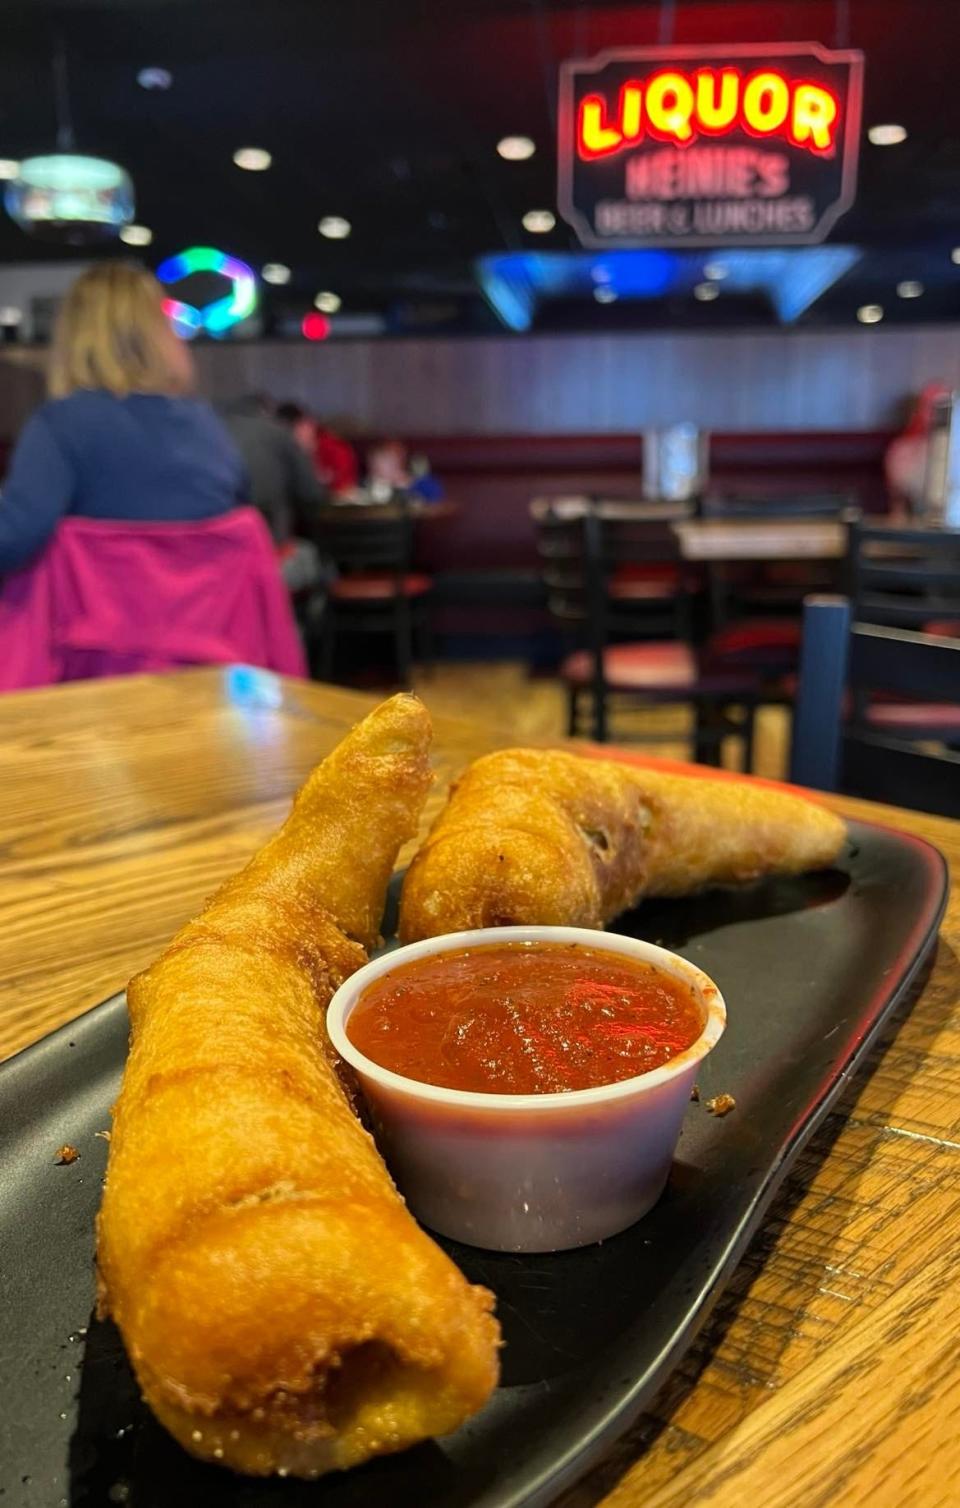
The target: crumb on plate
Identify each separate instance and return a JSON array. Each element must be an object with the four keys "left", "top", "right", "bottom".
[
  {"left": 55, "top": 1144, "right": 80, "bottom": 1165},
  {"left": 690, "top": 1084, "right": 700, "bottom": 1102},
  {"left": 705, "top": 1093, "right": 736, "bottom": 1117}
]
